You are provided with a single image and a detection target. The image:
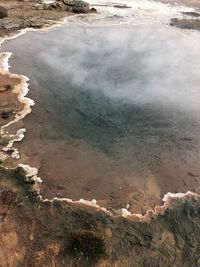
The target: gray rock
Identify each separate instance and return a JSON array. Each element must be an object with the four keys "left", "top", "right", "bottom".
[
  {"left": 170, "top": 17, "right": 200, "bottom": 31},
  {"left": 72, "top": 0, "right": 90, "bottom": 13},
  {"left": 113, "top": 4, "right": 131, "bottom": 8},
  {"left": 89, "top": 7, "right": 97, "bottom": 13},
  {"left": 182, "top": 11, "right": 200, "bottom": 17},
  {"left": 39, "top": 0, "right": 90, "bottom": 13},
  {"left": 30, "top": 20, "right": 43, "bottom": 28}
]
